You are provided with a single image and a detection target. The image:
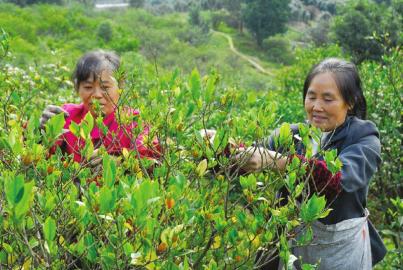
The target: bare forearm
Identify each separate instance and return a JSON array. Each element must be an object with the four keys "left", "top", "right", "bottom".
[{"left": 237, "top": 146, "right": 287, "bottom": 173}]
